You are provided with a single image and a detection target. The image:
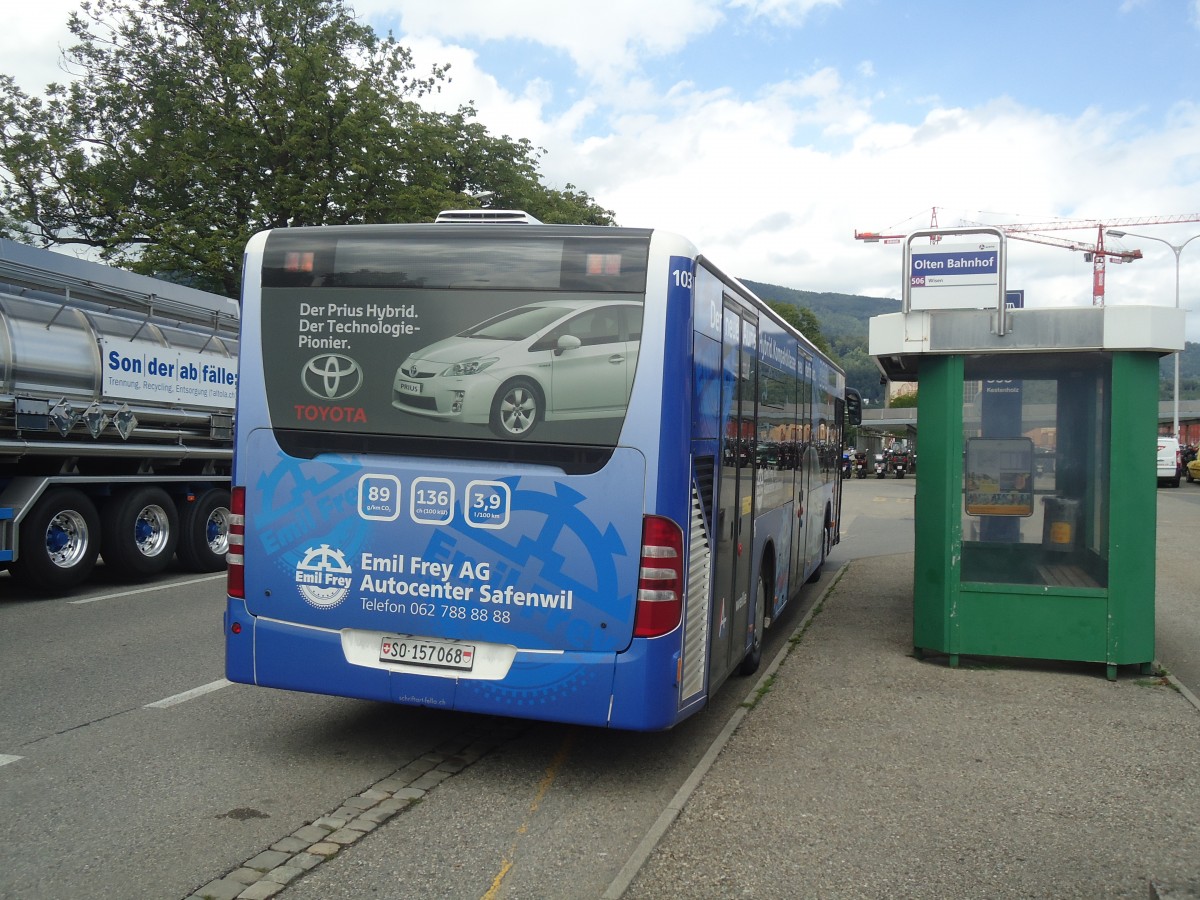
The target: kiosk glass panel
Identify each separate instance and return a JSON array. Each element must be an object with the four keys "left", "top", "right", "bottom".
[{"left": 960, "top": 354, "right": 1111, "bottom": 588}]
